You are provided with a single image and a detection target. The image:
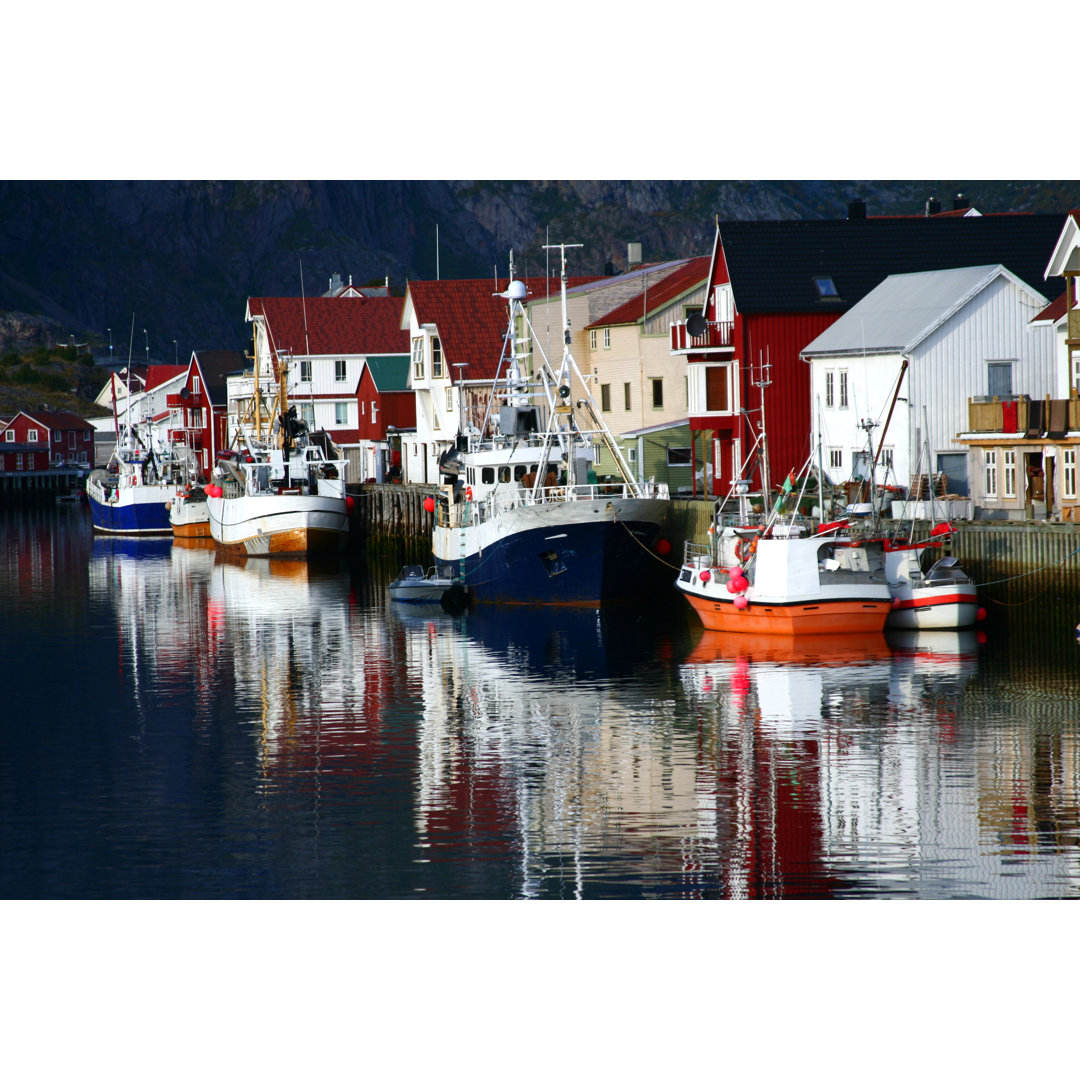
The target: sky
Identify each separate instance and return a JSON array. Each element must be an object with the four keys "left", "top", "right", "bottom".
[{"left": 10, "top": 5, "right": 1056, "bottom": 181}]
